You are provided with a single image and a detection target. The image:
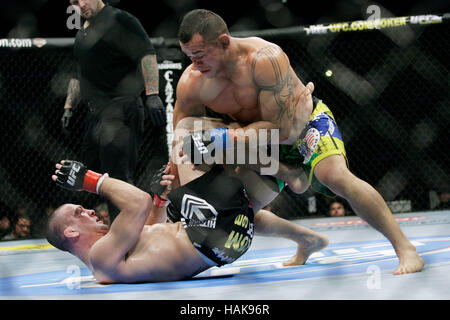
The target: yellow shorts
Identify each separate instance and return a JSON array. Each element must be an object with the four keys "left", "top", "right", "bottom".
[{"left": 279, "top": 99, "right": 348, "bottom": 197}]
